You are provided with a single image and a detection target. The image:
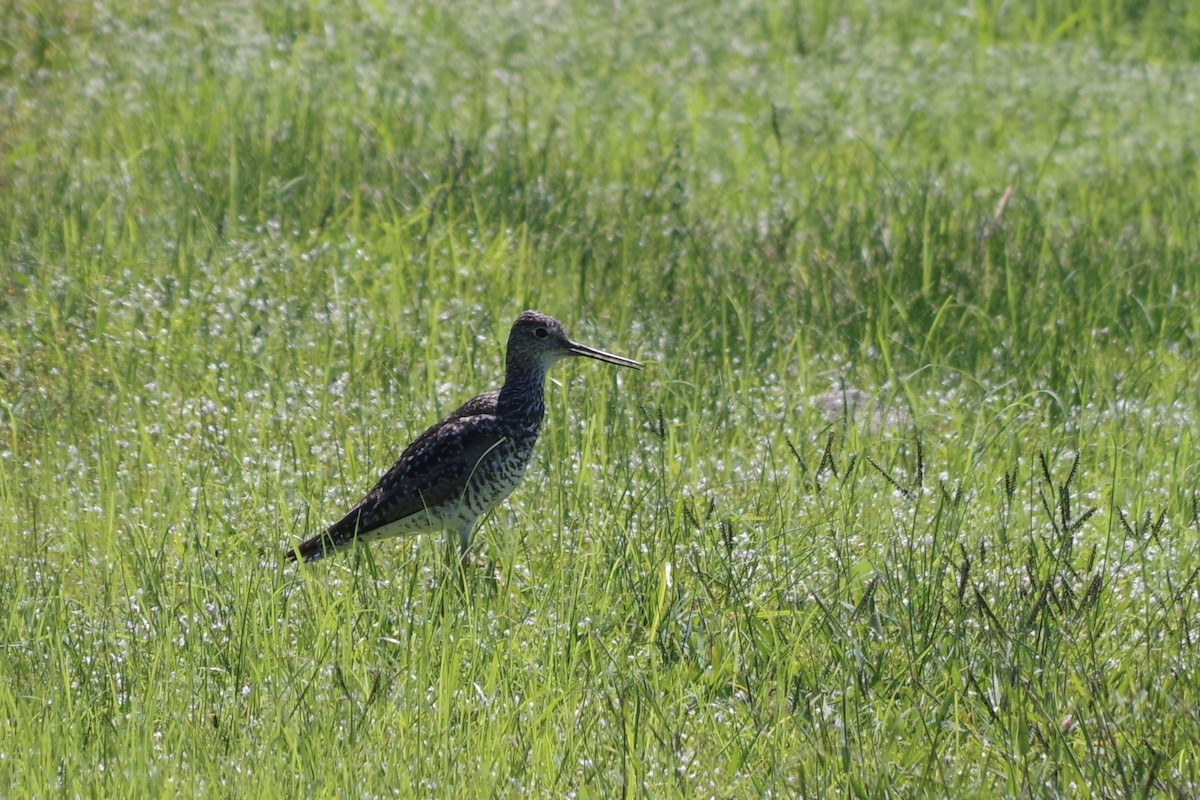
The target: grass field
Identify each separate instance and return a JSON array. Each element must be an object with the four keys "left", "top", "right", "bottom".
[{"left": 4, "top": 0, "right": 1200, "bottom": 796}]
